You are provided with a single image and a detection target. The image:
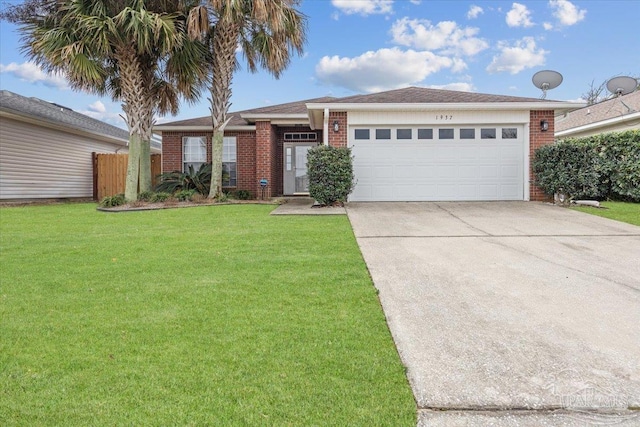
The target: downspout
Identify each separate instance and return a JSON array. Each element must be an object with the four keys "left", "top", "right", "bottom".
[{"left": 323, "top": 108, "right": 329, "bottom": 146}]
